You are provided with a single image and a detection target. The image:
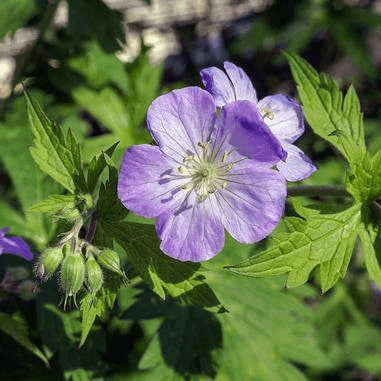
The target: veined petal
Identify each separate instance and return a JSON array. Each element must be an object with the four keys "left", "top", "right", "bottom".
[
  {"left": 118, "top": 145, "right": 187, "bottom": 218},
  {"left": 156, "top": 193, "right": 225, "bottom": 262},
  {"left": 224, "top": 61, "right": 258, "bottom": 103},
  {"left": 276, "top": 142, "right": 317, "bottom": 182},
  {"left": 0, "top": 235, "right": 34, "bottom": 260},
  {"left": 200, "top": 66, "right": 236, "bottom": 107},
  {"left": 258, "top": 94, "right": 304, "bottom": 143},
  {"left": 221, "top": 101, "right": 286, "bottom": 164},
  {"left": 146, "top": 87, "right": 216, "bottom": 162},
  {"left": 216, "top": 162, "right": 286, "bottom": 243}
]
